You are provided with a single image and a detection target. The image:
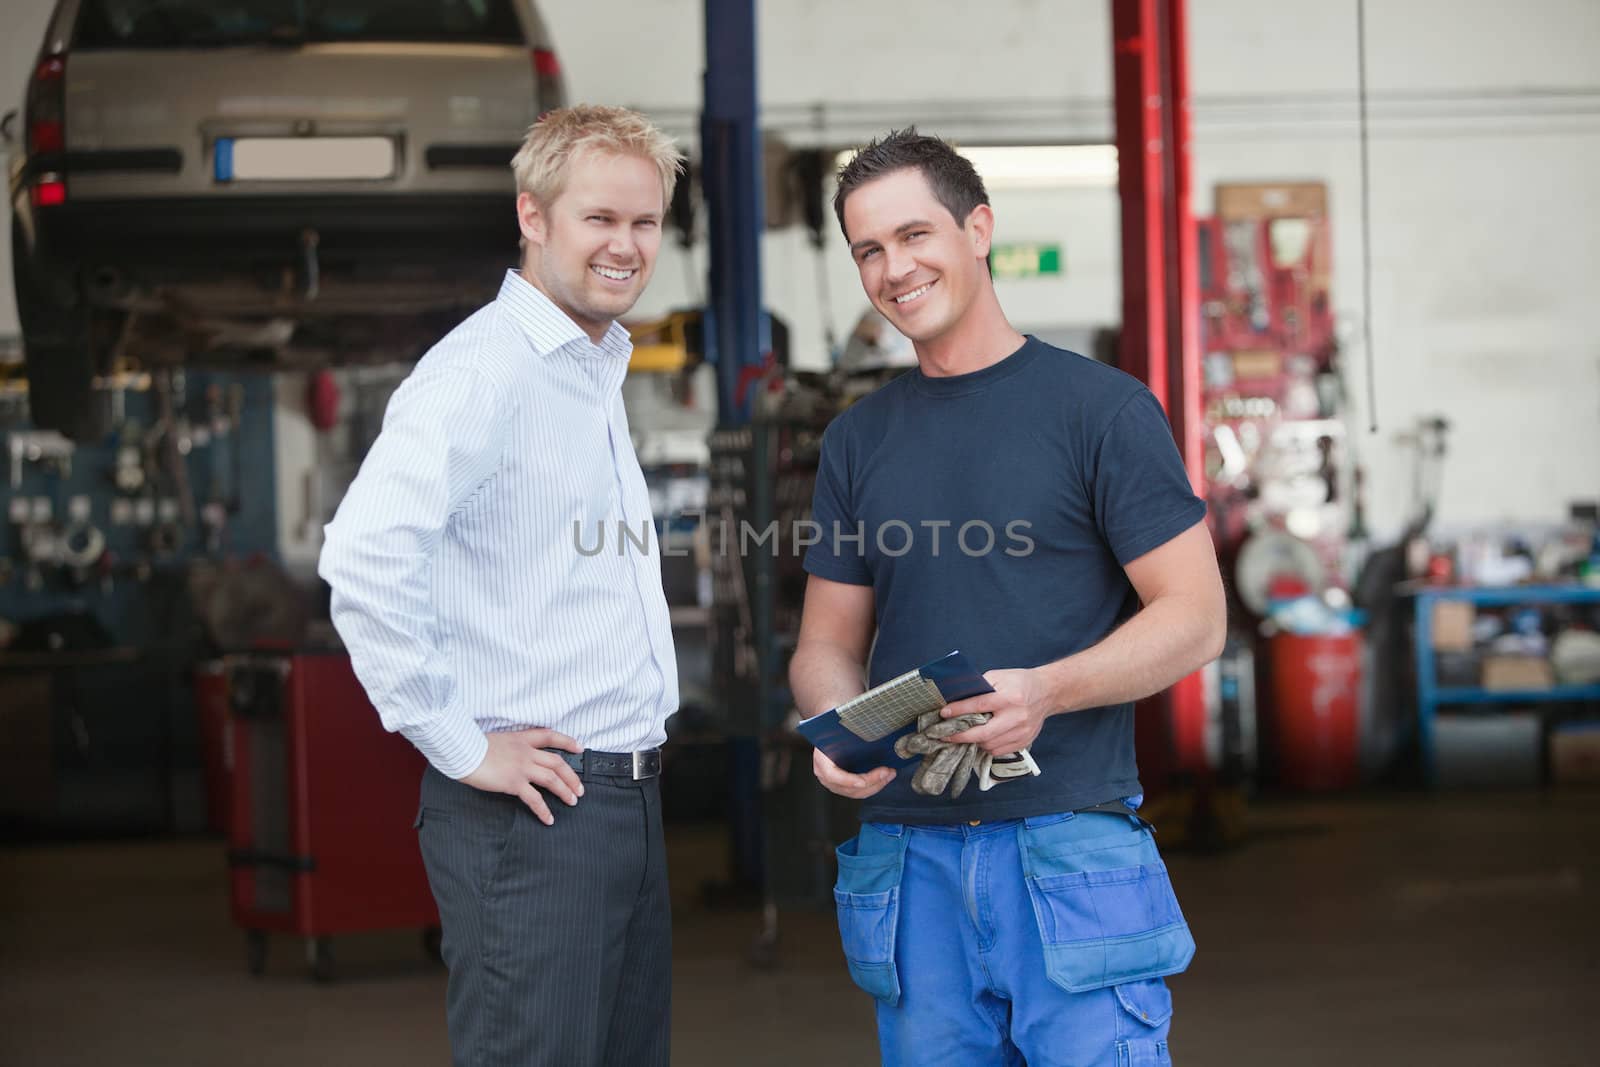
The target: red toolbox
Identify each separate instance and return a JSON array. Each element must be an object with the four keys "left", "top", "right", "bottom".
[
  {"left": 225, "top": 651, "right": 439, "bottom": 980},
  {"left": 192, "top": 661, "right": 232, "bottom": 832}
]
